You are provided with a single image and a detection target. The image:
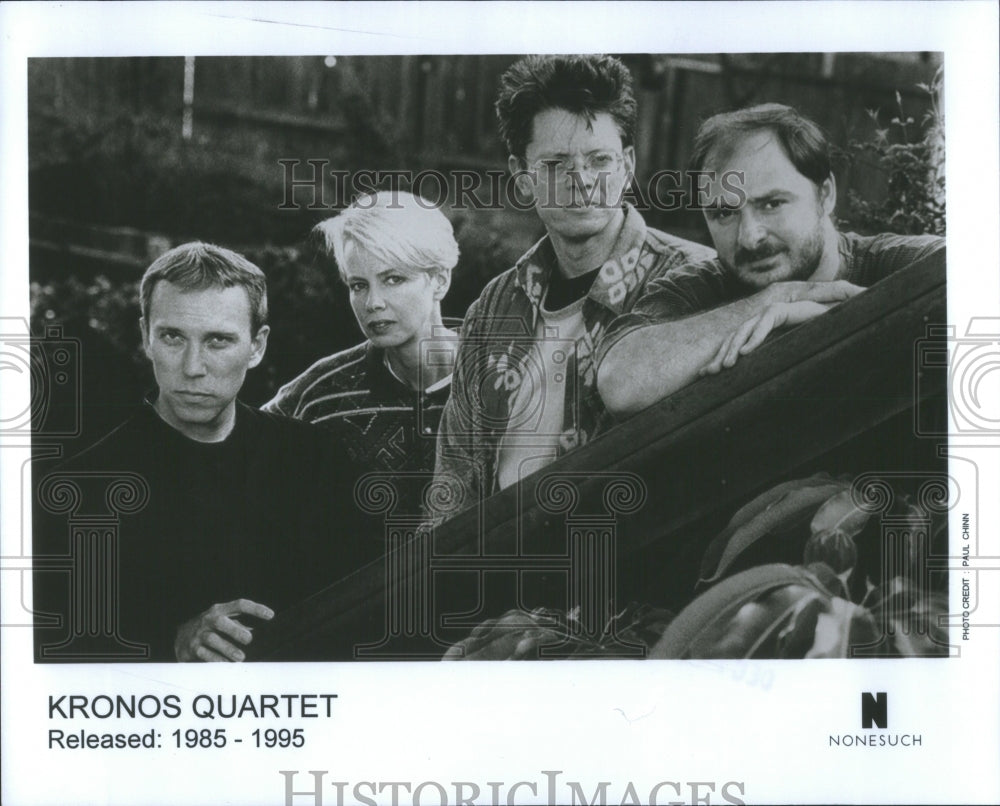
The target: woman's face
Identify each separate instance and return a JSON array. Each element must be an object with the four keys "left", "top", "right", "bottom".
[{"left": 343, "top": 243, "right": 448, "bottom": 350}]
